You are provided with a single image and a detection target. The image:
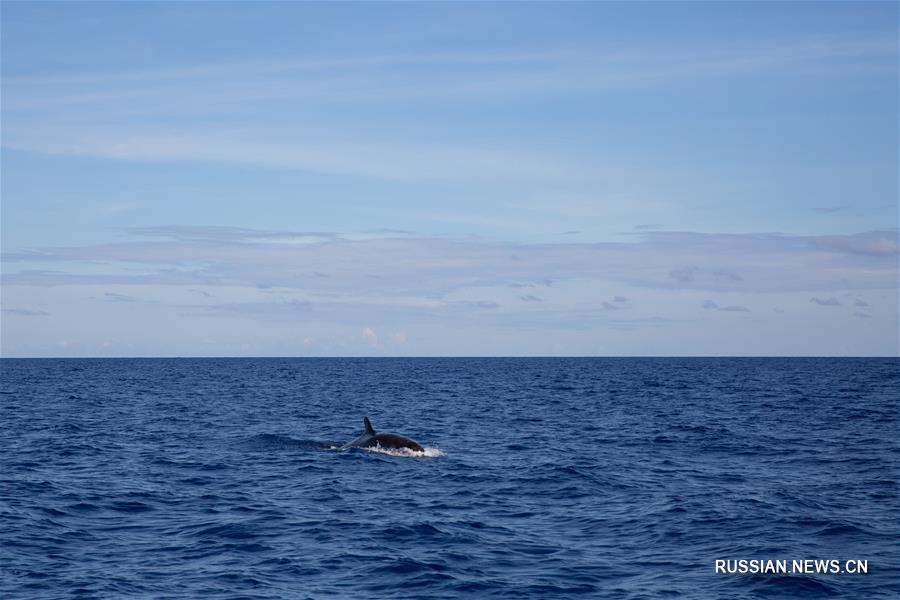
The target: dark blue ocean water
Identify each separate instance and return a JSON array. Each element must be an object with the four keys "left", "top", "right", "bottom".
[{"left": 1, "top": 358, "right": 898, "bottom": 599}]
